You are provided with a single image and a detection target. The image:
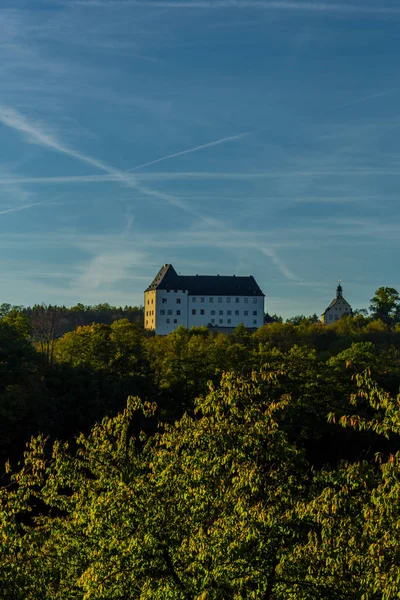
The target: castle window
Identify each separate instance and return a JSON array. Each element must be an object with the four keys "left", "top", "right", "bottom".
[
  {"left": 166, "top": 319, "right": 170, "bottom": 324},
  {"left": 192, "top": 309, "right": 196, "bottom": 315},
  {"left": 160, "top": 310, "right": 165, "bottom": 315},
  {"left": 235, "top": 297, "right": 239, "bottom": 303},
  {"left": 176, "top": 310, "right": 181, "bottom": 316},
  {"left": 253, "top": 320, "right": 257, "bottom": 325},
  {"left": 235, "top": 310, "right": 239, "bottom": 316},
  {"left": 211, "top": 318, "right": 215, "bottom": 324},
  {"left": 209, "top": 297, "right": 213, "bottom": 303},
  {"left": 192, "top": 297, "right": 196, "bottom": 303},
  {"left": 227, "top": 319, "right": 232, "bottom": 324},
  {"left": 227, "top": 310, "right": 232, "bottom": 315},
  {"left": 219, "top": 310, "right": 223, "bottom": 315},
  {"left": 162, "top": 298, "right": 167, "bottom": 304},
  {"left": 253, "top": 311, "right": 257, "bottom": 316},
  {"left": 167, "top": 310, "right": 172, "bottom": 315},
  {"left": 200, "top": 297, "right": 204, "bottom": 303},
  {"left": 174, "top": 319, "right": 178, "bottom": 323},
  {"left": 211, "top": 310, "right": 215, "bottom": 315},
  {"left": 219, "top": 319, "right": 223, "bottom": 324},
  {"left": 244, "top": 310, "right": 248, "bottom": 316},
  {"left": 200, "top": 309, "right": 205, "bottom": 315},
  {"left": 176, "top": 298, "right": 181, "bottom": 304}
]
